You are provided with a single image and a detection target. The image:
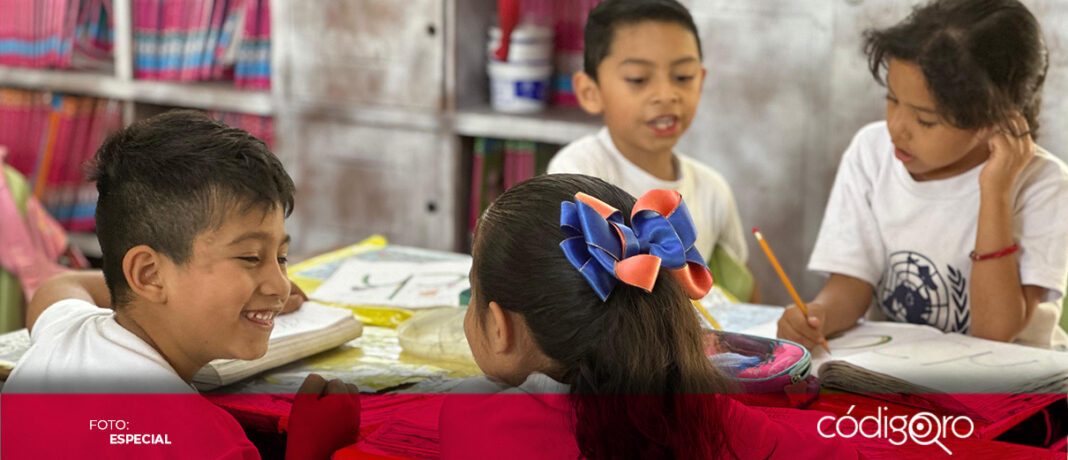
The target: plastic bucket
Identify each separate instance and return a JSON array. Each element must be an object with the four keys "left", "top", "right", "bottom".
[
  {"left": 488, "top": 61, "right": 554, "bottom": 113},
  {"left": 488, "top": 25, "right": 554, "bottom": 64}
]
